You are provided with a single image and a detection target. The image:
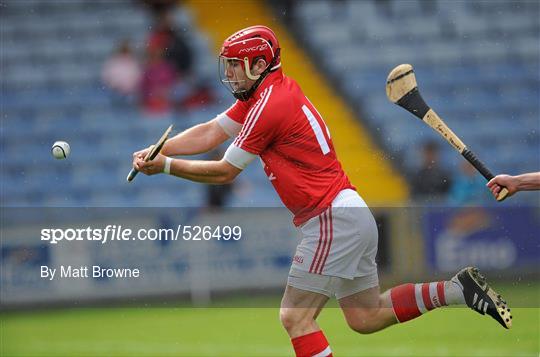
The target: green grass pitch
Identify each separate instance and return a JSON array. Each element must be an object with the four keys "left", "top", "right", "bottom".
[{"left": 1, "top": 284, "right": 538, "bottom": 356}]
